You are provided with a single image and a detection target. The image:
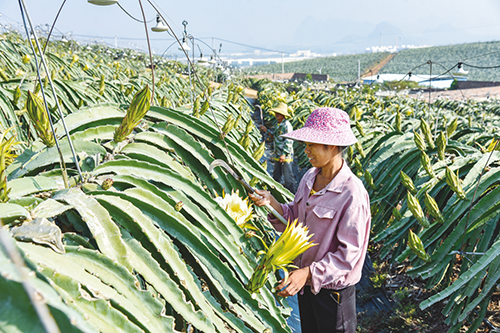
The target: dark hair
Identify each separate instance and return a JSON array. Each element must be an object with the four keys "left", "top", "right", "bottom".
[{"left": 322, "top": 145, "right": 348, "bottom": 158}]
